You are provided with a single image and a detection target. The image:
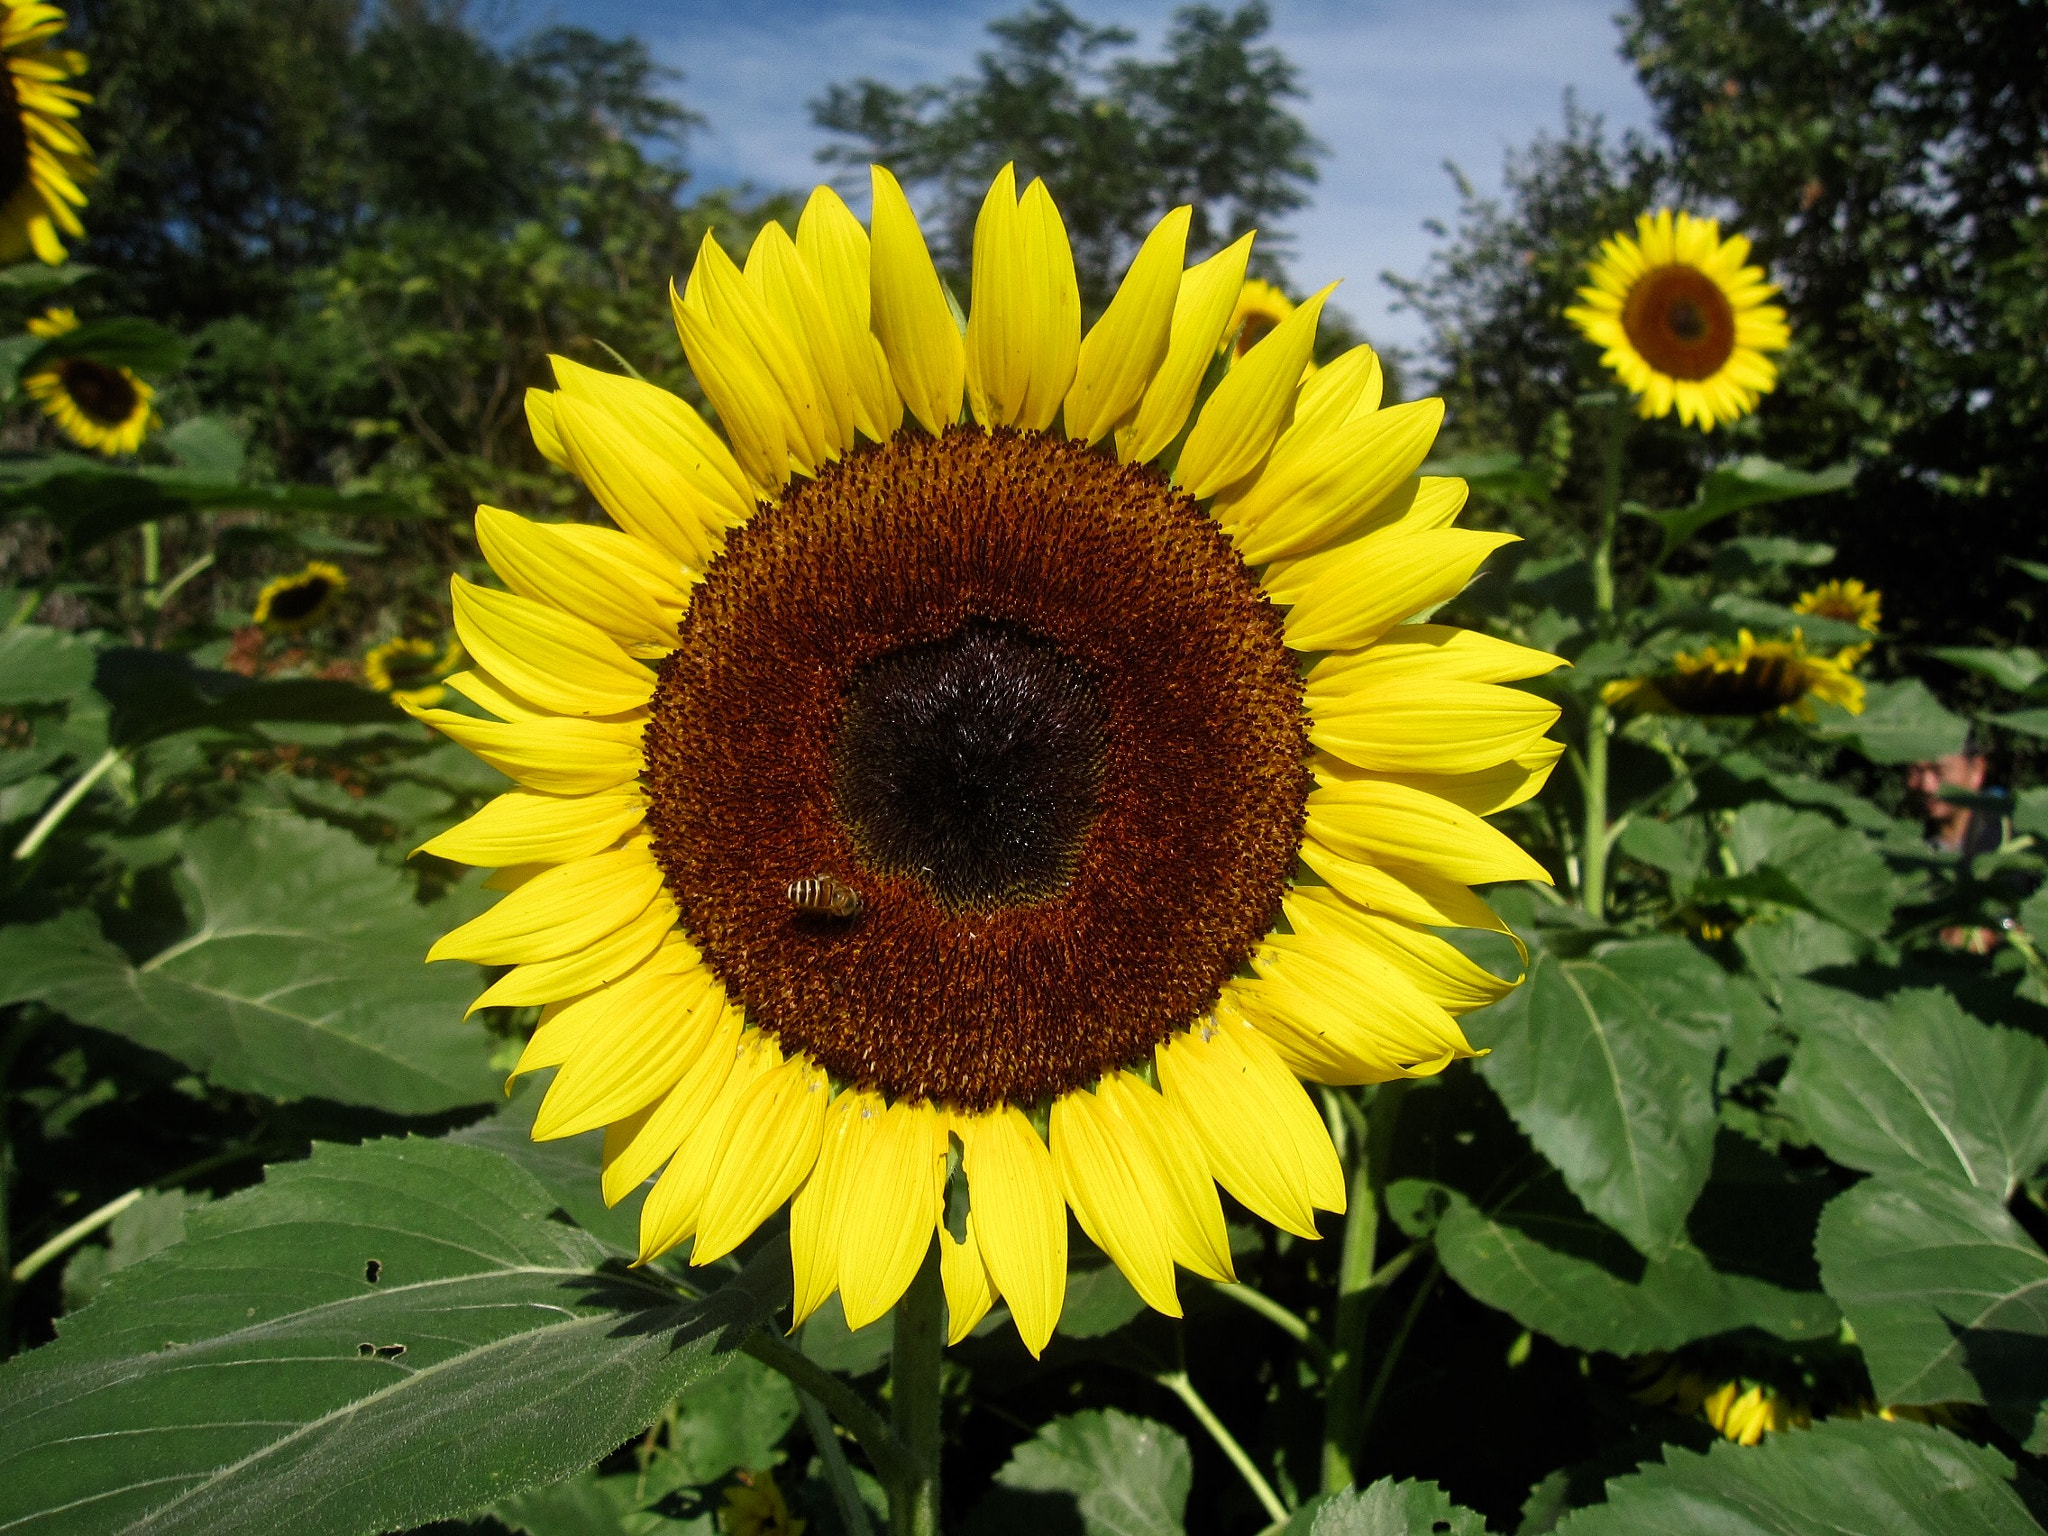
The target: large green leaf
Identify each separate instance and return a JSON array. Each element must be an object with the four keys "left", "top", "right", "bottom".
[
  {"left": 1389, "top": 1177, "right": 1837, "bottom": 1356},
  {"left": 1551, "top": 1417, "right": 2043, "bottom": 1534},
  {"left": 1928, "top": 646, "right": 2048, "bottom": 697},
  {"left": 91, "top": 648, "right": 400, "bottom": 747},
  {"left": 1281, "top": 1478, "right": 1485, "bottom": 1535},
  {"left": 0, "top": 624, "right": 97, "bottom": 706},
  {"left": 0, "top": 813, "right": 497, "bottom": 1114},
  {"left": 0, "top": 1136, "right": 787, "bottom": 1536},
  {"left": 1719, "top": 803, "right": 1895, "bottom": 937},
  {"left": 23, "top": 316, "right": 189, "bottom": 377},
  {"left": 1777, "top": 984, "right": 2048, "bottom": 1198},
  {"left": 973, "top": 1410, "right": 1189, "bottom": 1536},
  {"left": 1474, "top": 938, "right": 1724, "bottom": 1254},
  {"left": 1810, "top": 678, "right": 1968, "bottom": 764},
  {"left": 1628, "top": 458, "right": 1855, "bottom": 564},
  {"left": 1816, "top": 1174, "right": 2048, "bottom": 1445}
]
